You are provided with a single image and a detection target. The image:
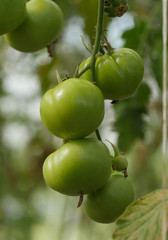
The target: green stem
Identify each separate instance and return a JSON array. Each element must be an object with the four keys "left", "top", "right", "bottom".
[
  {"left": 90, "top": 0, "right": 104, "bottom": 82},
  {"left": 93, "top": 0, "right": 104, "bottom": 142},
  {"left": 77, "top": 63, "right": 91, "bottom": 78}
]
